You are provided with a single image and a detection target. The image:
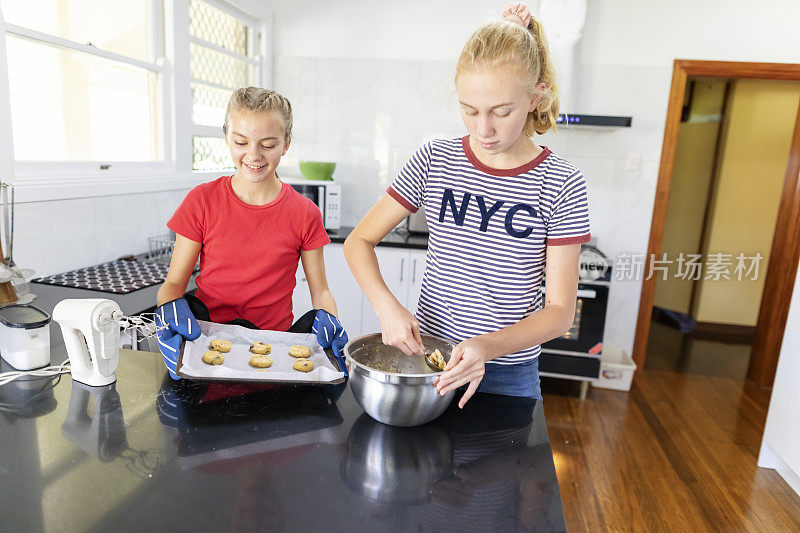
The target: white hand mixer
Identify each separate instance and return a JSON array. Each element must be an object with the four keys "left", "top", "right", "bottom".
[
  {"left": 53, "top": 299, "right": 123, "bottom": 386},
  {"left": 52, "top": 299, "right": 162, "bottom": 387}
]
